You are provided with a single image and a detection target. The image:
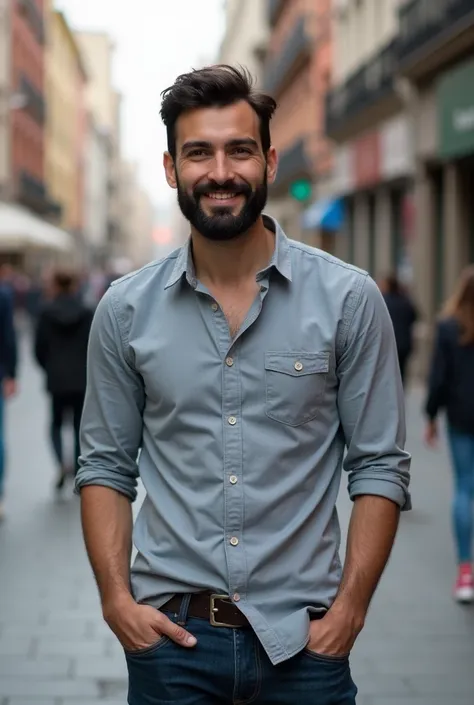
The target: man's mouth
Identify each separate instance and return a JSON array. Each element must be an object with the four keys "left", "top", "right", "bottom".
[{"left": 204, "top": 192, "right": 241, "bottom": 200}]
